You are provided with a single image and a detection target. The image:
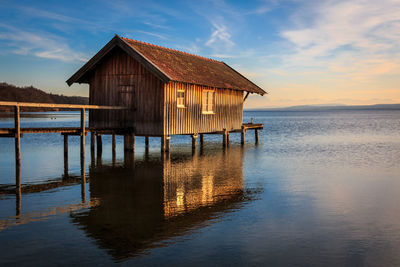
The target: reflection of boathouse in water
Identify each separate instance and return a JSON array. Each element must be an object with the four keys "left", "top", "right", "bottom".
[{"left": 72, "top": 147, "right": 254, "bottom": 260}]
